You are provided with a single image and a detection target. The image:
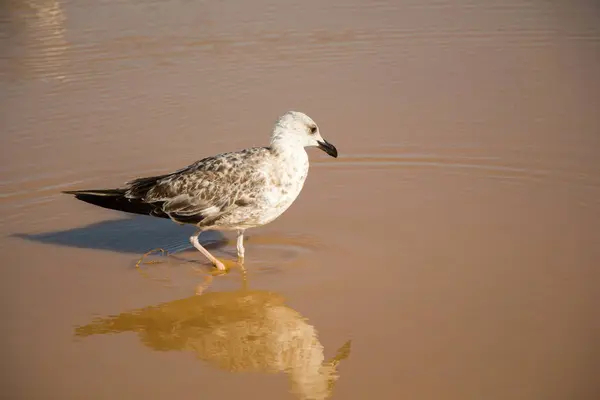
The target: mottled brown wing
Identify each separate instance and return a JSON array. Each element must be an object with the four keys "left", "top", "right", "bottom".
[{"left": 125, "top": 148, "right": 269, "bottom": 225}]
